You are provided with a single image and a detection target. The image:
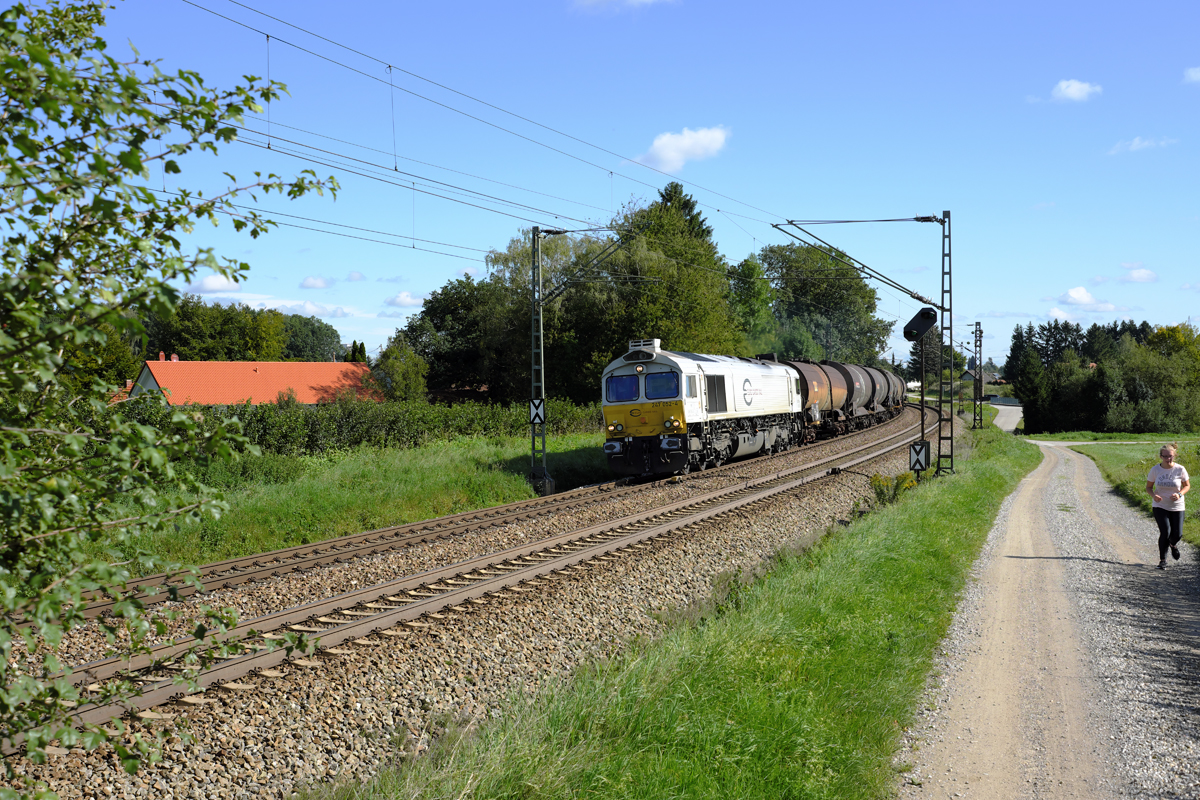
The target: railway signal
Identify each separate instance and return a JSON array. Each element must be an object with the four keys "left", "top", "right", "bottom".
[
  {"left": 903, "top": 307, "right": 938, "bottom": 342},
  {"left": 910, "top": 440, "right": 930, "bottom": 473}
]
